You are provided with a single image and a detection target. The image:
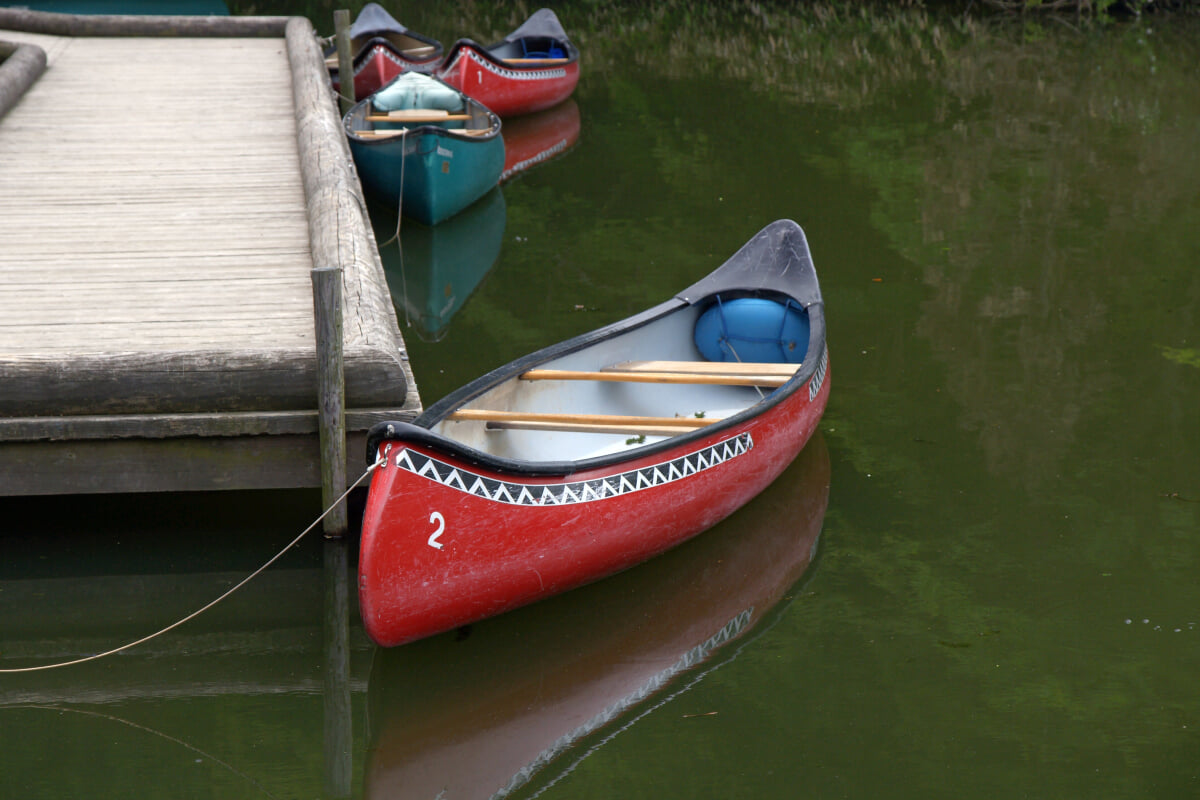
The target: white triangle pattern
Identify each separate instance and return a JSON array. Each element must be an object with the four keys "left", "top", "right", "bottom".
[
  {"left": 809, "top": 346, "right": 829, "bottom": 402},
  {"left": 392, "top": 433, "right": 754, "bottom": 507}
]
